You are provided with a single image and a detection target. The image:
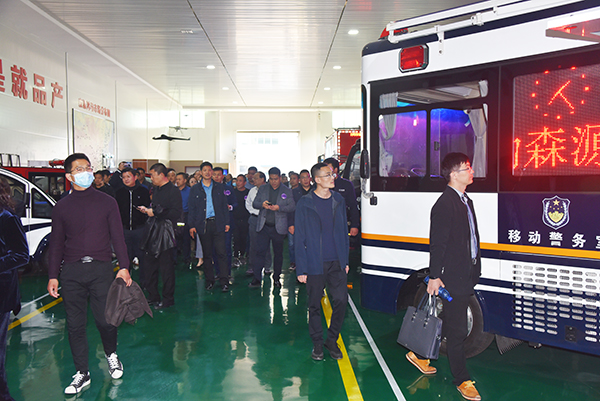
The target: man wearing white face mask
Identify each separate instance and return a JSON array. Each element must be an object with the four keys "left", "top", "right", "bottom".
[{"left": 47, "top": 153, "right": 132, "bottom": 396}]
